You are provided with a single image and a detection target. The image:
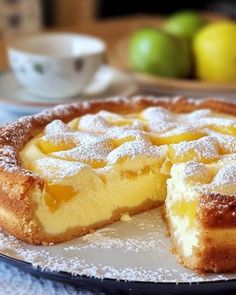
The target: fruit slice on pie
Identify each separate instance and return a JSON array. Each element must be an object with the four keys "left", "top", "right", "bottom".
[{"left": 0, "top": 96, "right": 235, "bottom": 272}]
